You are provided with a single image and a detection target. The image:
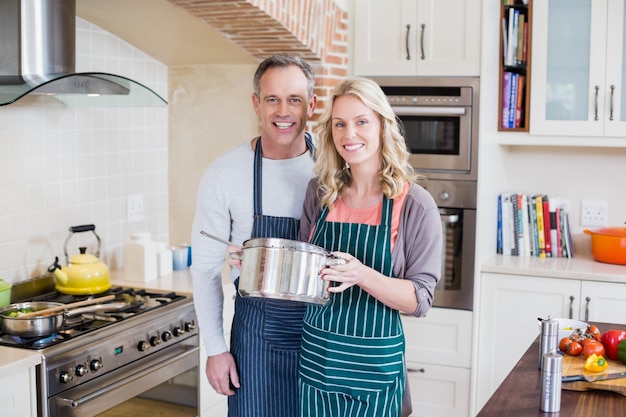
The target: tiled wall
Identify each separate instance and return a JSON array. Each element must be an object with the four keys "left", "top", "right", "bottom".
[{"left": 0, "top": 18, "right": 169, "bottom": 283}]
